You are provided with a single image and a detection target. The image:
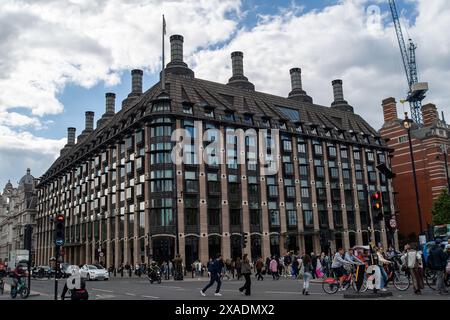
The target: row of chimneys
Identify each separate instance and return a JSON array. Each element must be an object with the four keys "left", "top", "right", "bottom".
[
  {"left": 382, "top": 98, "right": 445, "bottom": 127},
  {"left": 62, "top": 34, "right": 354, "bottom": 153}
]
